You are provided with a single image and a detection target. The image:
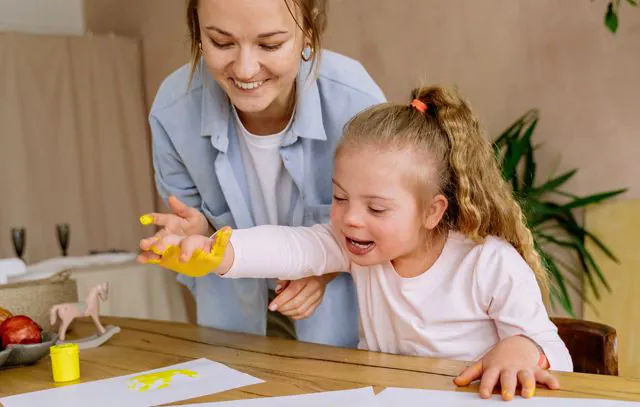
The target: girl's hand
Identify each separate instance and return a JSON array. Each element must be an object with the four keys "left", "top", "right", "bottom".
[
  {"left": 136, "top": 230, "right": 233, "bottom": 278},
  {"left": 137, "top": 233, "right": 212, "bottom": 264},
  {"left": 268, "top": 274, "right": 338, "bottom": 320},
  {"left": 454, "top": 335, "right": 560, "bottom": 401}
]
